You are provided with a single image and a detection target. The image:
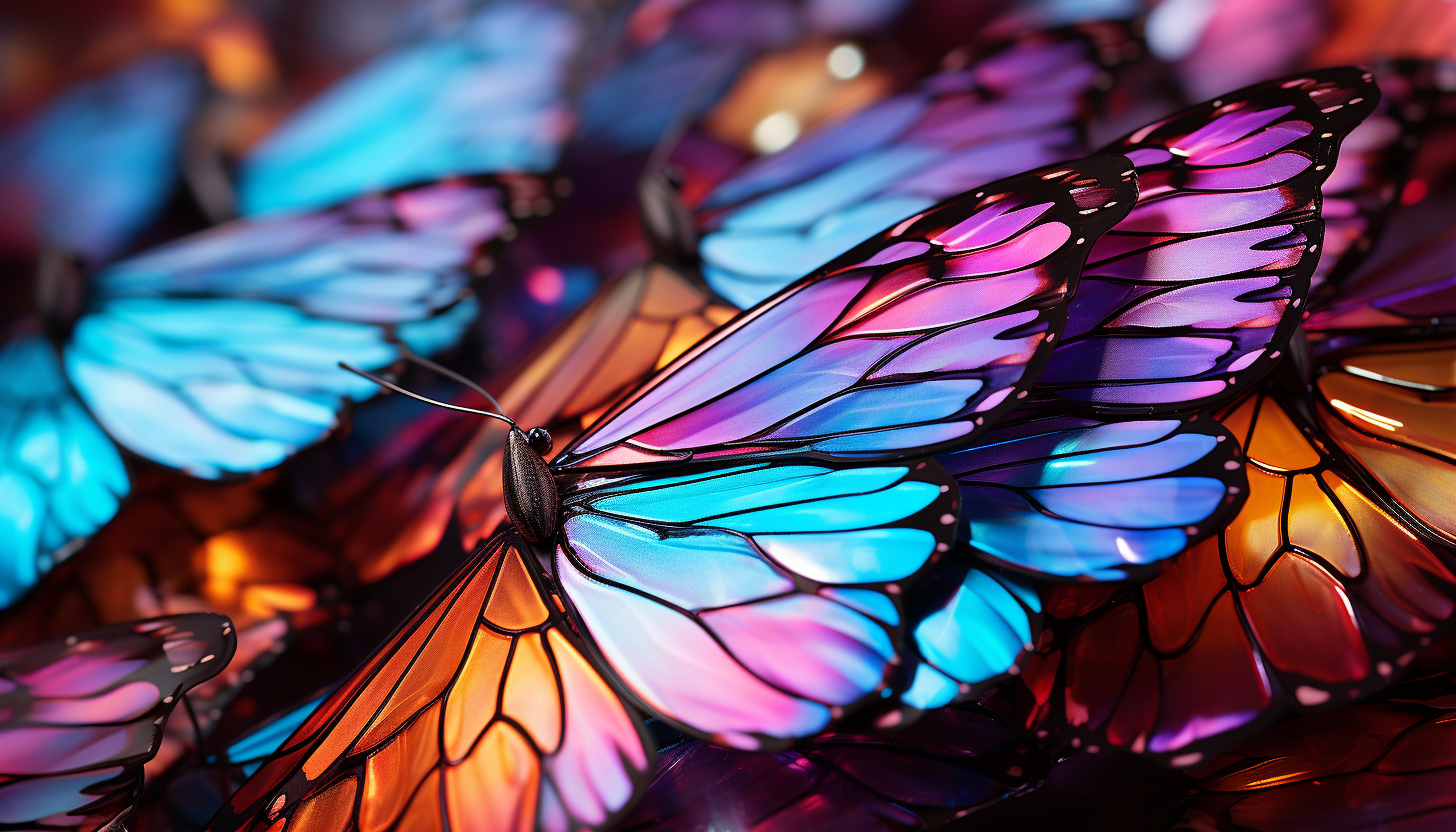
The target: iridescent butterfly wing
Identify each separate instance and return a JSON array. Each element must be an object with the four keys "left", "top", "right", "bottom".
[
  {"left": 1177, "top": 668, "right": 1456, "bottom": 832},
  {"left": 1008, "top": 380, "right": 1456, "bottom": 767},
  {"left": 687, "top": 28, "right": 1125, "bottom": 308},
  {"left": 215, "top": 159, "right": 1136, "bottom": 832},
  {"left": 0, "top": 614, "right": 235, "bottom": 832},
  {"left": 0, "top": 55, "right": 202, "bottom": 264},
  {"left": 1036, "top": 68, "right": 1380, "bottom": 412},
  {"left": 238, "top": 0, "right": 580, "bottom": 216}
]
